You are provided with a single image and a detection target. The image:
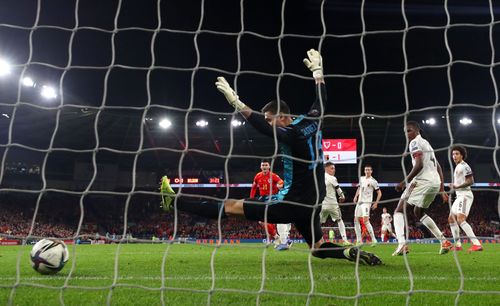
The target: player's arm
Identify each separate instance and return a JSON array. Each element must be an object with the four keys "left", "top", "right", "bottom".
[
  {"left": 372, "top": 188, "right": 382, "bottom": 210},
  {"left": 303, "top": 49, "right": 326, "bottom": 118},
  {"left": 250, "top": 175, "right": 258, "bottom": 198},
  {"left": 454, "top": 174, "right": 474, "bottom": 189},
  {"left": 436, "top": 161, "right": 449, "bottom": 202},
  {"left": 396, "top": 150, "right": 423, "bottom": 192},
  {"left": 215, "top": 77, "right": 296, "bottom": 144},
  {"left": 272, "top": 173, "right": 284, "bottom": 189},
  {"left": 353, "top": 185, "right": 360, "bottom": 203},
  {"left": 335, "top": 185, "right": 345, "bottom": 203}
]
